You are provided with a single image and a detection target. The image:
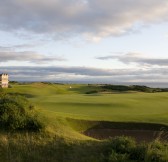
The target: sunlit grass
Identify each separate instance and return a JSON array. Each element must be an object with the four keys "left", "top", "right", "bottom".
[{"left": 5, "top": 83, "right": 168, "bottom": 125}]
